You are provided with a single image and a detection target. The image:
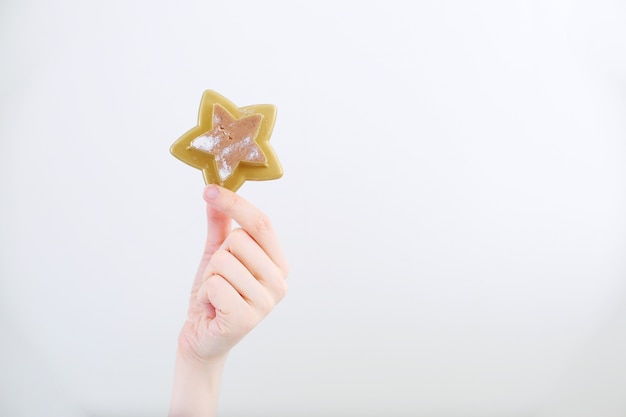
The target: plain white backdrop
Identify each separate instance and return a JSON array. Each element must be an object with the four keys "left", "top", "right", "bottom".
[{"left": 1, "top": 1, "right": 625, "bottom": 416}]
